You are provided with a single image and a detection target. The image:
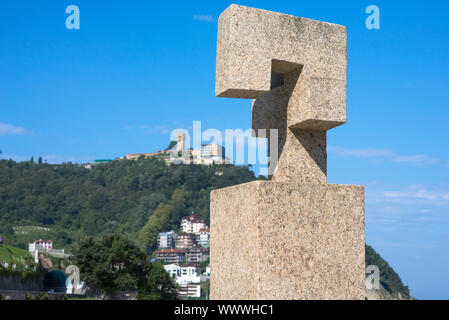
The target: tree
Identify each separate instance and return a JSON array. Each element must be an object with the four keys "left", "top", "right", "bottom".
[
  {"left": 139, "top": 203, "right": 171, "bottom": 252},
  {"left": 0, "top": 157, "right": 259, "bottom": 249},
  {"left": 72, "top": 234, "right": 176, "bottom": 299},
  {"left": 365, "top": 245, "right": 410, "bottom": 297},
  {"left": 139, "top": 189, "right": 186, "bottom": 252}
]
